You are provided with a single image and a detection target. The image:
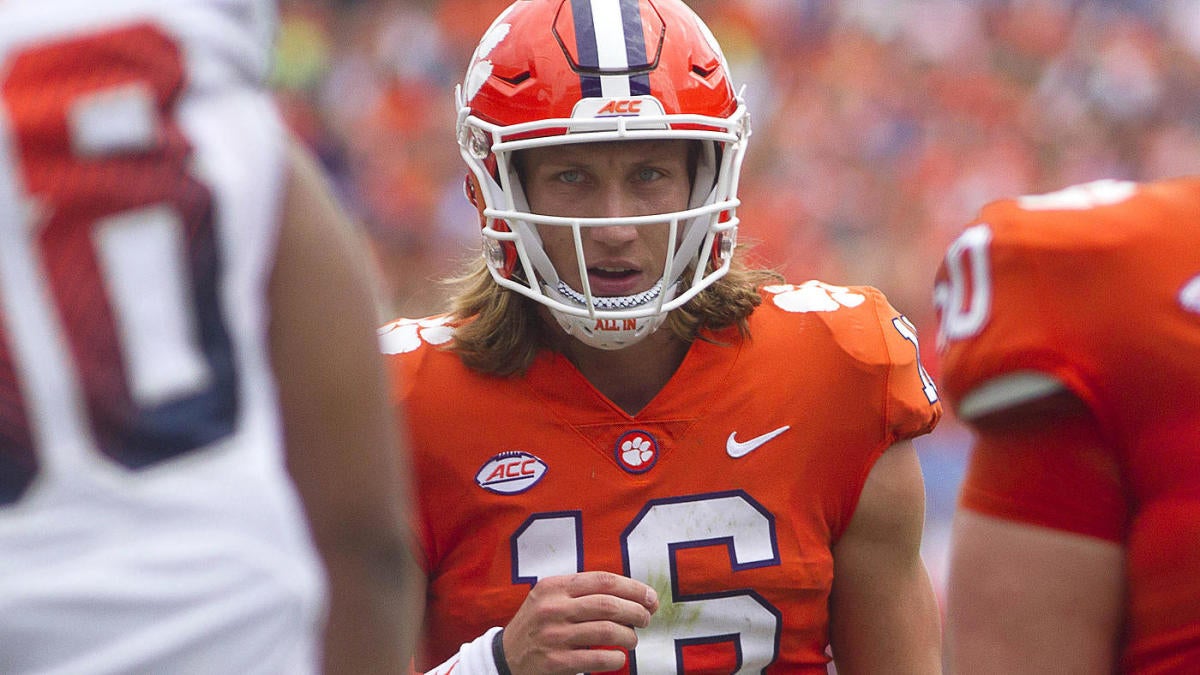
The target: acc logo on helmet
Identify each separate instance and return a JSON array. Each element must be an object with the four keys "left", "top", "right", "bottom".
[{"left": 572, "top": 95, "right": 666, "bottom": 118}]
